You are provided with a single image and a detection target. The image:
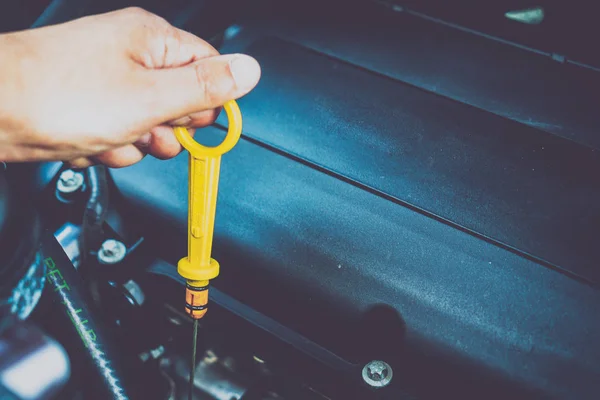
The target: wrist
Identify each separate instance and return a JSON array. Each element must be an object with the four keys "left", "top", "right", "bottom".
[{"left": 0, "top": 31, "right": 35, "bottom": 161}]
